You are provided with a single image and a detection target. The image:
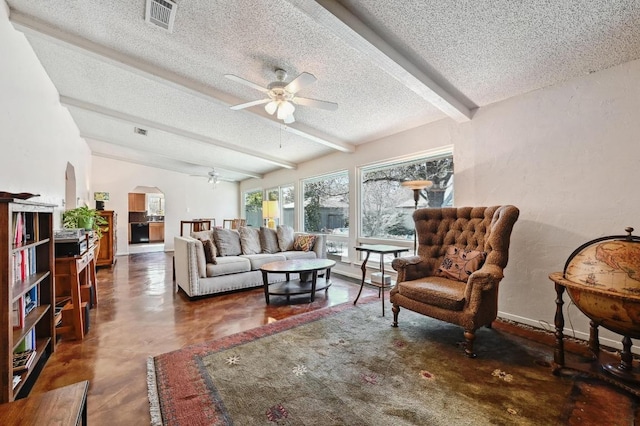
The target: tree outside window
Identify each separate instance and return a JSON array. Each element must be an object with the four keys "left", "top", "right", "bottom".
[
  {"left": 303, "top": 172, "right": 349, "bottom": 233},
  {"left": 281, "top": 184, "right": 294, "bottom": 227},
  {"left": 244, "top": 190, "right": 263, "bottom": 227},
  {"left": 361, "top": 155, "right": 453, "bottom": 240}
]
